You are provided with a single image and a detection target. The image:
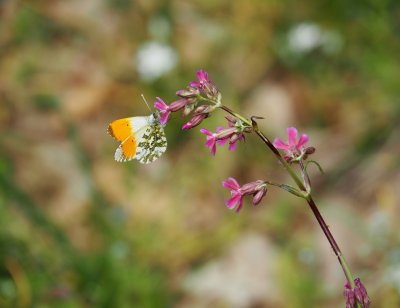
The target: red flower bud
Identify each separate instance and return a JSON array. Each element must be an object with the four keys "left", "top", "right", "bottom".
[
  {"left": 354, "top": 278, "right": 370, "bottom": 307},
  {"left": 305, "top": 147, "right": 316, "bottom": 155},
  {"left": 252, "top": 188, "right": 267, "bottom": 205},
  {"left": 169, "top": 98, "right": 192, "bottom": 112},
  {"left": 182, "top": 113, "right": 209, "bottom": 130},
  {"left": 176, "top": 88, "right": 199, "bottom": 98}
]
